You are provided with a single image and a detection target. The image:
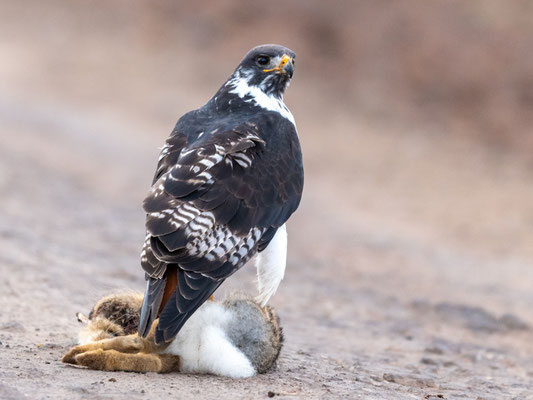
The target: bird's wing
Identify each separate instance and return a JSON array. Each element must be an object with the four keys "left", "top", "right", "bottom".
[{"left": 139, "top": 119, "right": 303, "bottom": 343}]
